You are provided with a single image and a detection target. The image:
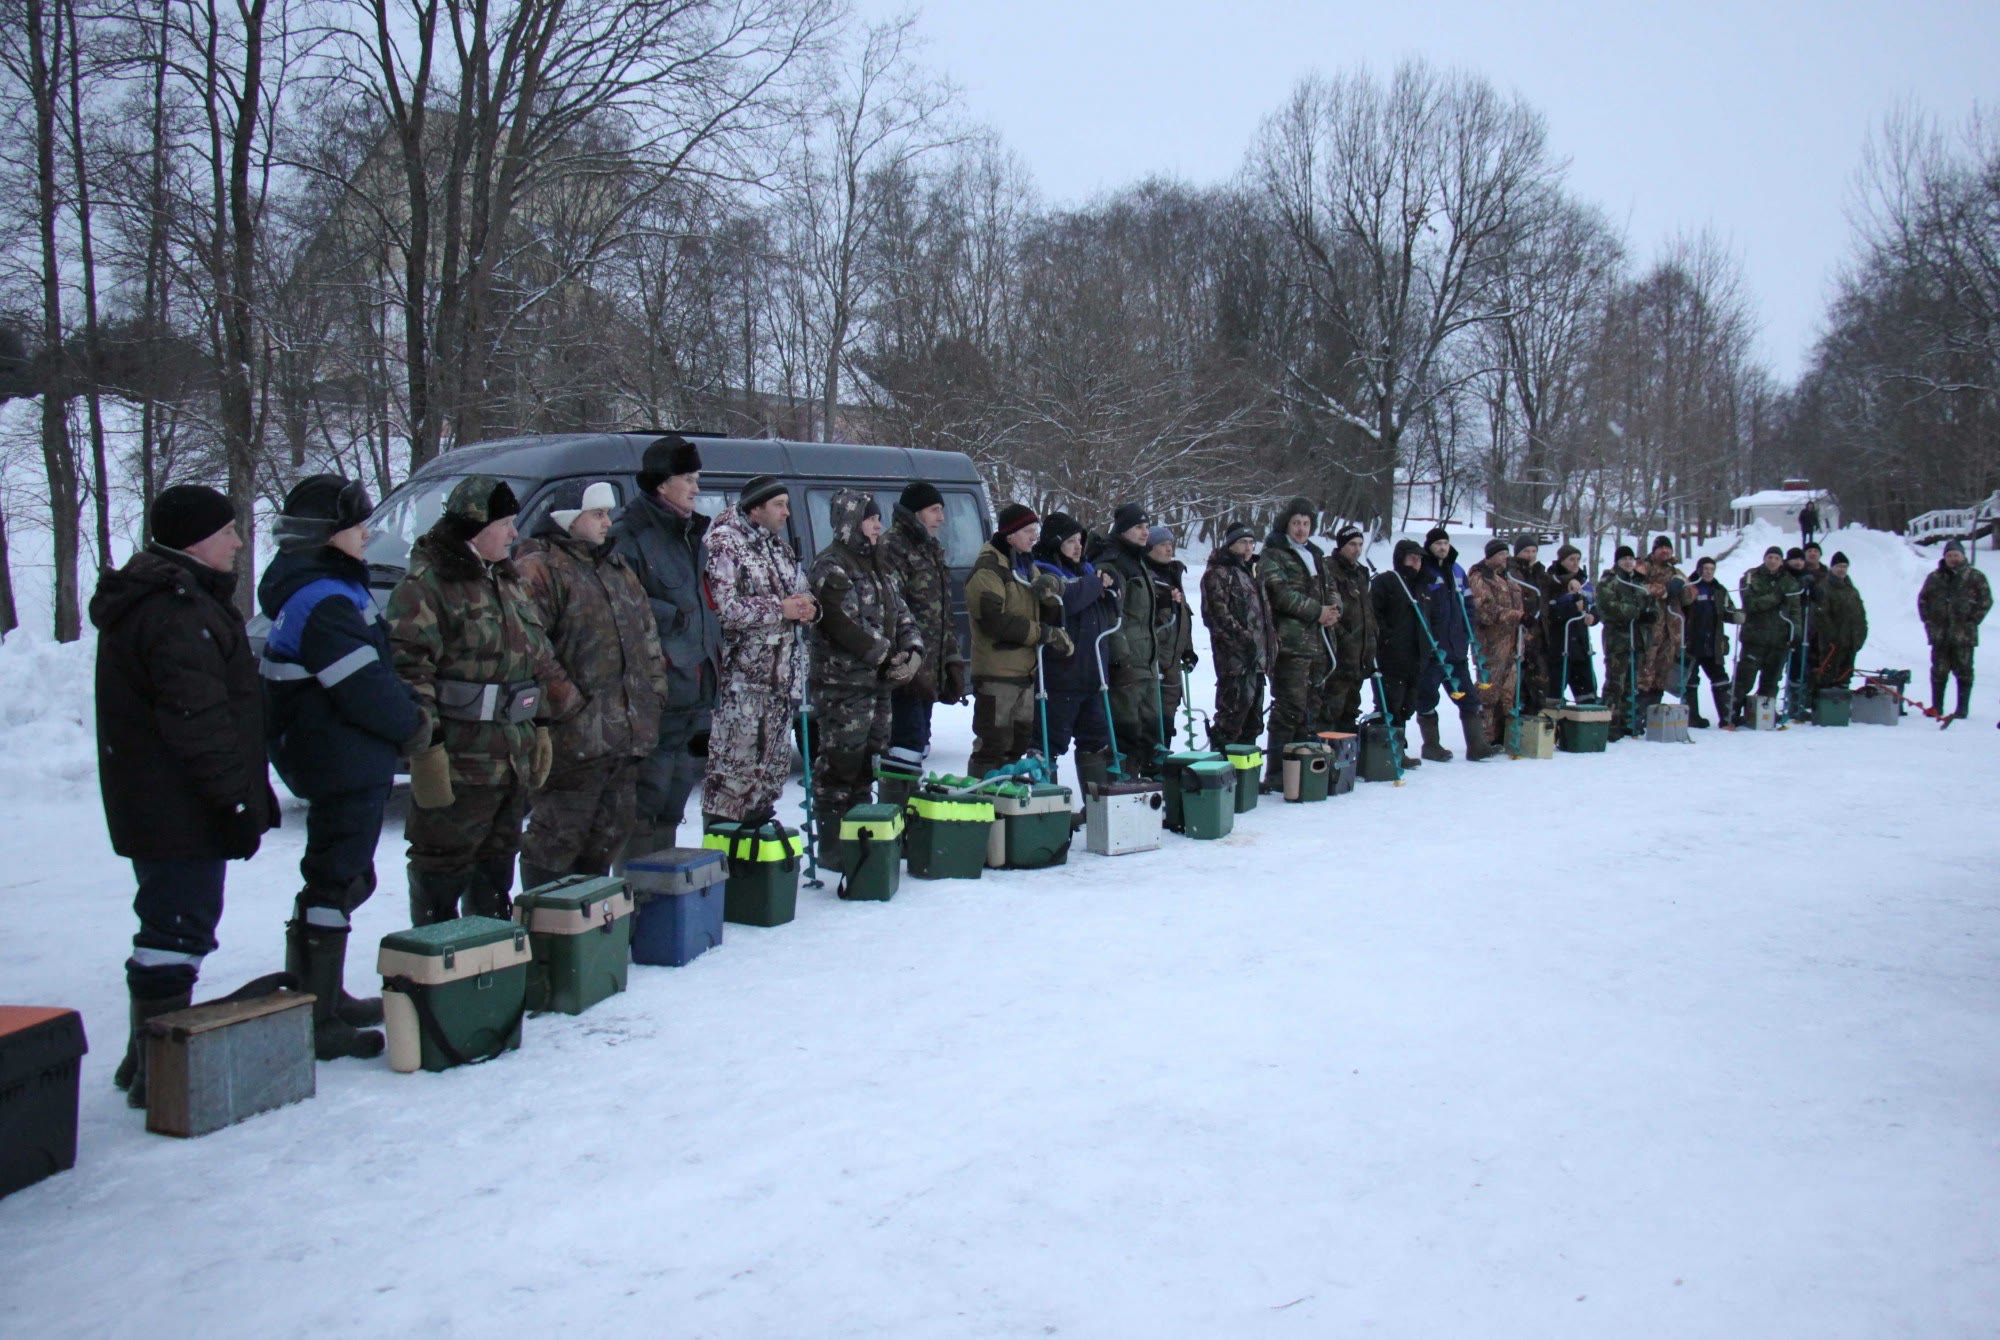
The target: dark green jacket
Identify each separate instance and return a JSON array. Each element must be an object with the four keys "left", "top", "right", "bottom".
[
  {"left": 1817, "top": 574, "right": 1868, "bottom": 660},
  {"left": 1595, "top": 567, "right": 1653, "bottom": 662},
  {"left": 1737, "top": 564, "right": 1801, "bottom": 648},
  {"left": 1327, "top": 551, "right": 1378, "bottom": 678},
  {"left": 1262, "top": 536, "right": 1334, "bottom": 661},
  {"left": 1918, "top": 561, "right": 1993, "bottom": 647},
  {"left": 1092, "top": 534, "right": 1162, "bottom": 677}
]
